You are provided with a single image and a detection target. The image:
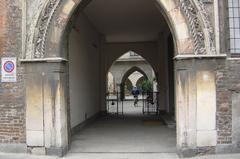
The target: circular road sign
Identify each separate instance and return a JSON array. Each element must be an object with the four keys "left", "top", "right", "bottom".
[{"left": 3, "top": 61, "right": 15, "bottom": 73}]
